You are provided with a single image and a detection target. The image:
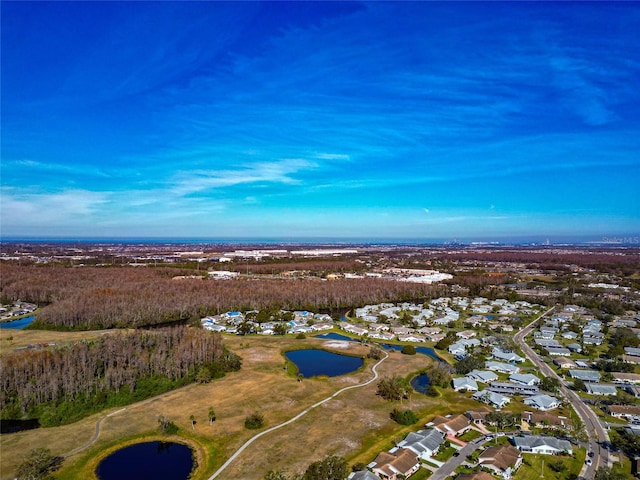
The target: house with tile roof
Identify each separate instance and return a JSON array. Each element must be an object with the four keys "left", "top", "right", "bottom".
[
  {"left": 456, "top": 472, "right": 496, "bottom": 480},
  {"left": 478, "top": 444, "right": 523, "bottom": 479},
  {"left": 371, "top": 448, "right": 420, "bottom": 480},
  {"left": 431, "top": 414, "right": 472, "bottom": 436}
]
